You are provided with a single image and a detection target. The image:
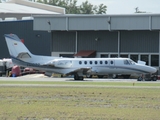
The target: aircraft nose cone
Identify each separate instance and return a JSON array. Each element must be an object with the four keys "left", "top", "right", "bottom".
[
  {"left": 149, "top": 66, "right": 157, "bottom": 74},
  {"left": 152, "top": 67, "right": 157, "bottom": 74}
]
